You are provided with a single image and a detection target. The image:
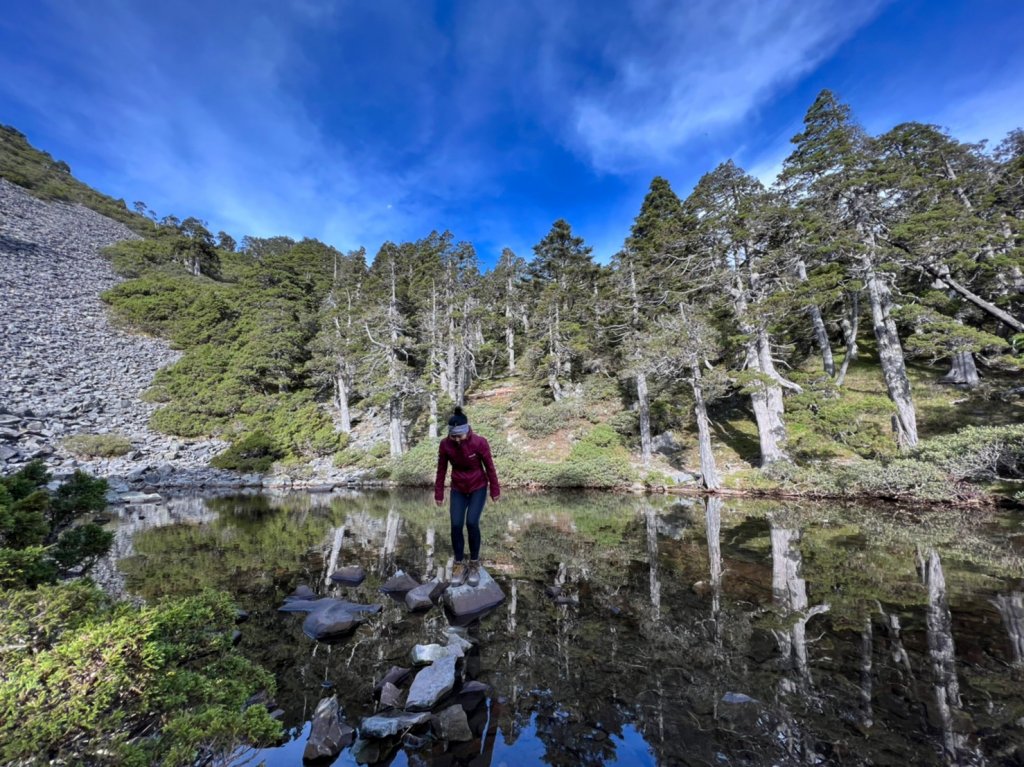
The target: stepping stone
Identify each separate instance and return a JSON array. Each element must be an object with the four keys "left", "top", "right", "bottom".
[
  {"left": 330, "top": 565, "right": 366, "bottom": 586},
  {"left": 443, "top": 567, "right": 505, "bottom": 618},
  {"left": 277, "top": 597, "right": 382, "bottom": 641},
  {"left": 379, "top": 681, "right": 404, "bottom": 709},
  {"left": 284, "top": 584, "right": 317, "bottom": 601},
  {"left": 379, "top": 570, "right": 420, "bottom": 595},
  {"left": 456, "top": 680, "right": 490, "bottom": 710},
  {"left": 406, "top": 655, "right": 458, "bottom": 711},
  {"left": 405, "top": 578, "right": 447, "bottom": 611}
]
